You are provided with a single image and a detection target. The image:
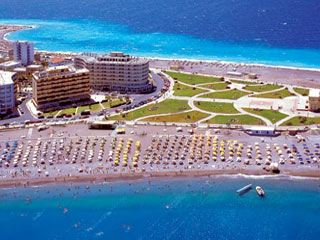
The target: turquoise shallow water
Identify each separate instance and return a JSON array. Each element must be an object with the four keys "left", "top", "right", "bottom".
[
  {"left": 1, "top": 18, "right": 320, "bottom": 69},
  {"left": 0, "top": 176, "right": 319, "bottom": 240}
]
